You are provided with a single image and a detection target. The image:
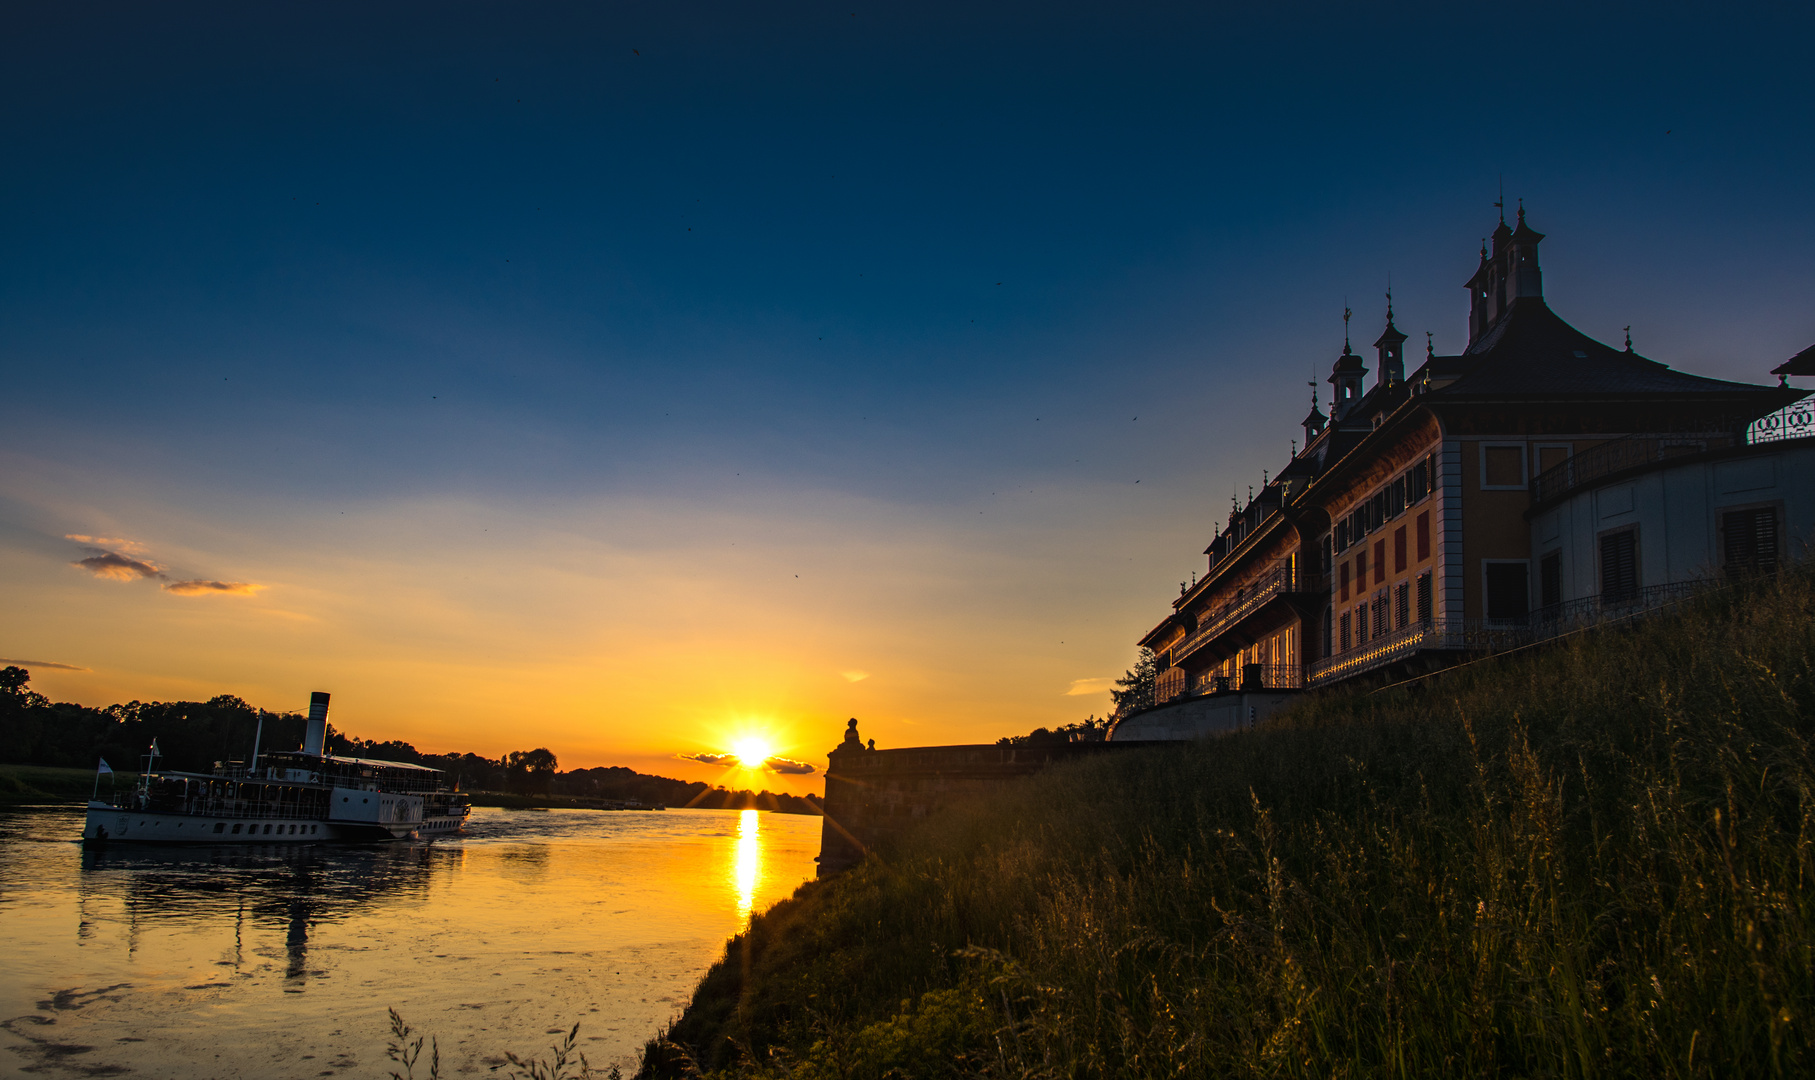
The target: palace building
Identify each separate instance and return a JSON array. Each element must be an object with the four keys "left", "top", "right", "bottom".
[{"left": 1111, "top": 207, "right": 1812, "bottom": 741}]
